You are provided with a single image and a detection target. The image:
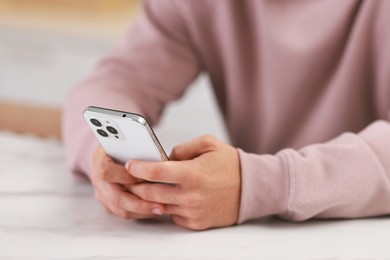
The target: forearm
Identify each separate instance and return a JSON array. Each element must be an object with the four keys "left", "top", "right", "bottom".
[
  {"left": 62, "top": 0, "right": 201, "bottom": 177},
  {"left": 238, "top": 120, "right": 390, "bottom": 223}
]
